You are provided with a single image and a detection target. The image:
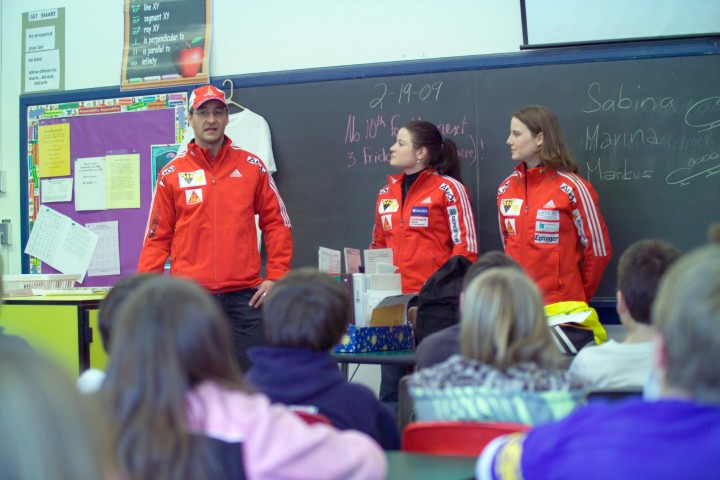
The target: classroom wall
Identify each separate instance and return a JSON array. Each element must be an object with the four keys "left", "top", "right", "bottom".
[{"left": 0, "top": 0, "right": 522, "bottom": 274}]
